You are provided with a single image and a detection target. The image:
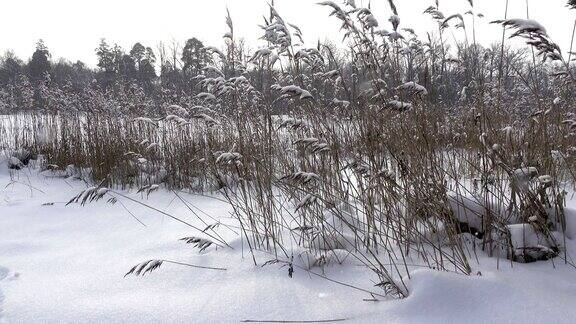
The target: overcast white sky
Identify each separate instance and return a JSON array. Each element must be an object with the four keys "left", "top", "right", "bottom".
[{"left": 0, "top": 0, "right": 574, "bottom": 67}]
